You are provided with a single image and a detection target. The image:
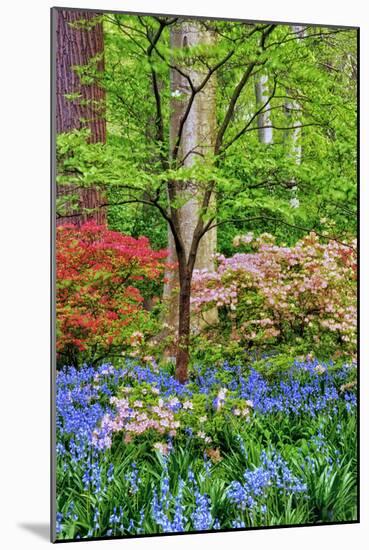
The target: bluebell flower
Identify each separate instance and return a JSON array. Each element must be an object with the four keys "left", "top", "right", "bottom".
[
  {"left": 191, "top": 490, "right": 213, "bottom": 531},
  {"left": 227, "top": 450, "right": 307, "bottom": 511},
  {"left": 232, "top": 519, "right": 245, "bottom": 528},
  {"left": 125, "top": 463, "right": 141, "bottom": 494},
  {"left": 107, "top": 463, "right": 114, "bottom": 483},
  {"left": 56, "top": 512, "right": 63, "bottom": 534}
]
